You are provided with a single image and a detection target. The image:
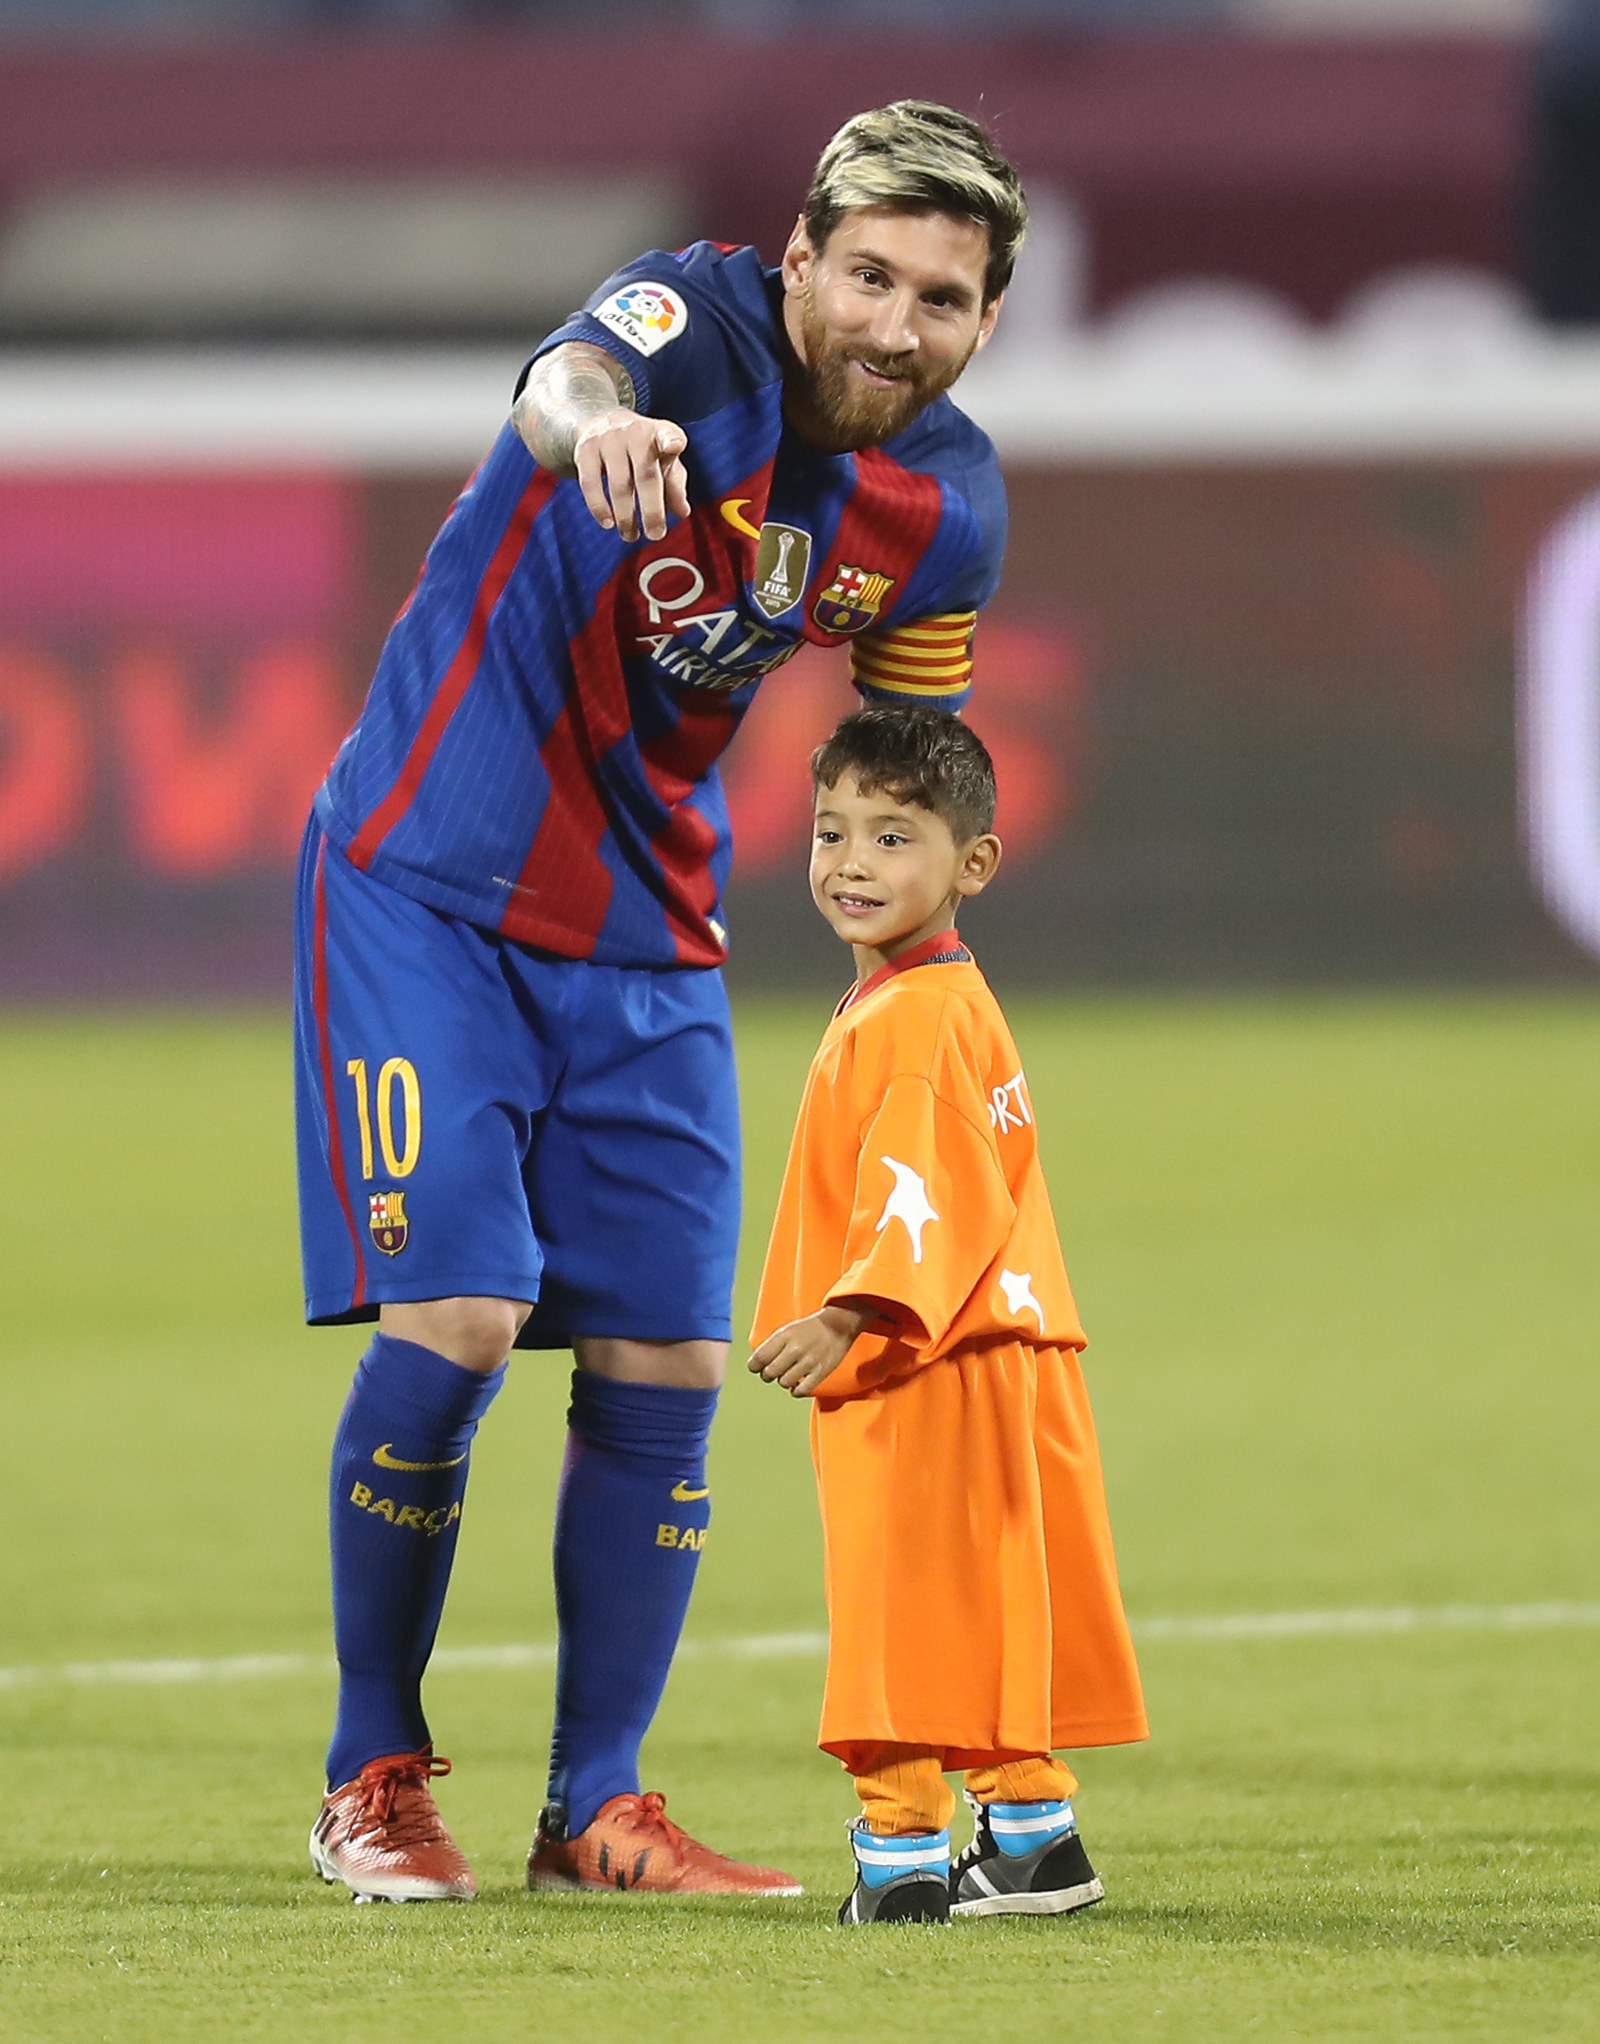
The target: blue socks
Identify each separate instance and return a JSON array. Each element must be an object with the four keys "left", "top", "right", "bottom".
[
  {"left": 325, "top": 1333, "right": 504, "bottom": 1789},
  {"left": 325, "top": 1347, "right": 714, "bottom": 1829},
  {"left": 545, "top": 1372, "right": 718, "bottom": 1837}
]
